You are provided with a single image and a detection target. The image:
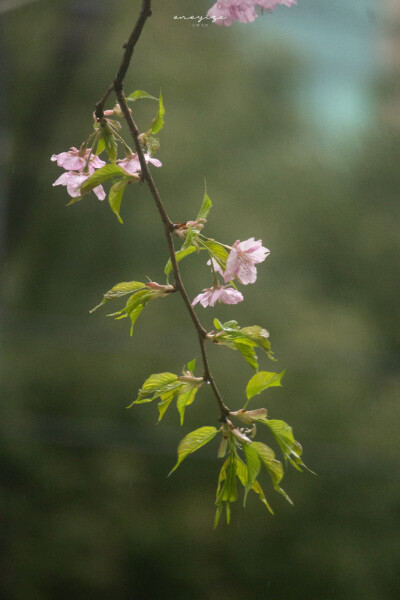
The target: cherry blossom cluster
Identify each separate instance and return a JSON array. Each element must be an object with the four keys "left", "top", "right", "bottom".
[
  {"left": 207, "top": 0, "right": 297, "bottom": 26},
  {"left": 192, "top": 238, "right": 269, "bottom": 308},
  {"left": 51, "top": 147, "right": 161, "bottom": 201},
  {"left": 51, "top": 147, "right": 106, "bottom": 201}
]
